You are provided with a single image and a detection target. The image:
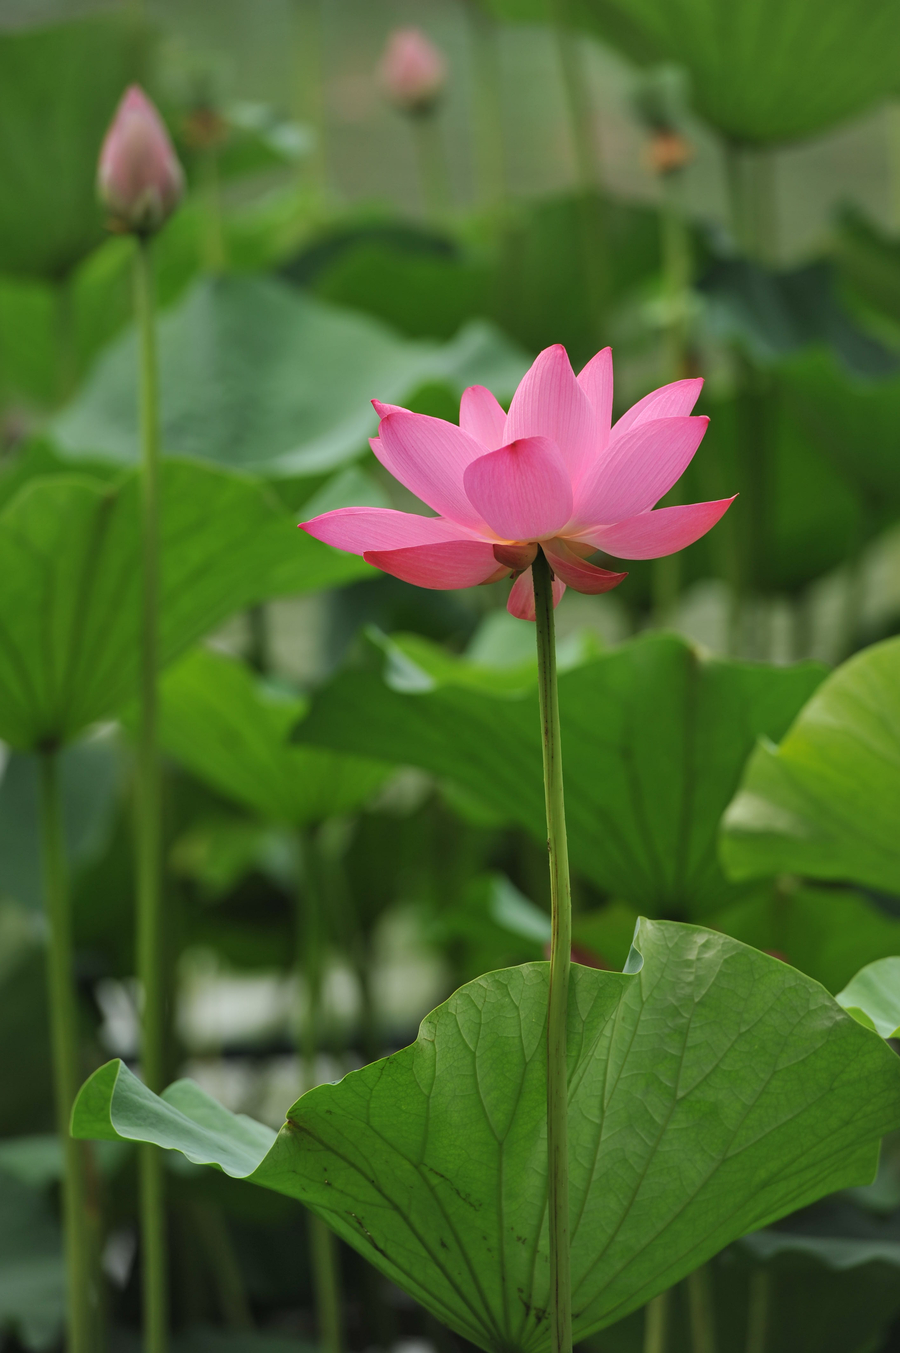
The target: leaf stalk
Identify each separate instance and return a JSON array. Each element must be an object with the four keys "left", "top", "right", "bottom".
[
  {"left": 39, "top": 749, "right": 94, "bottom": 1353},
  {"left": 134, "top": 232, "right": 169, "bottom": 1353},
  {"left": 532, "top": 548, "right": 573, "bottom": 1353}
]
